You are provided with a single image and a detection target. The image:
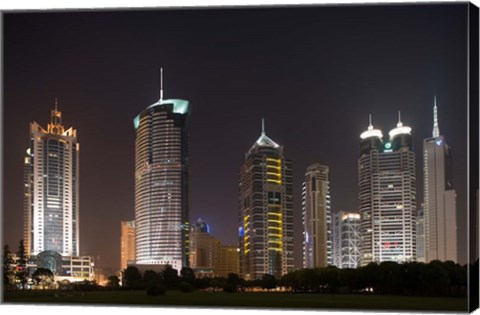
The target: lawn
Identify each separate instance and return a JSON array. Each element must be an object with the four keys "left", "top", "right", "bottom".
[{"left": 2, "top": 290, "right": 467, "bottom": 312}]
